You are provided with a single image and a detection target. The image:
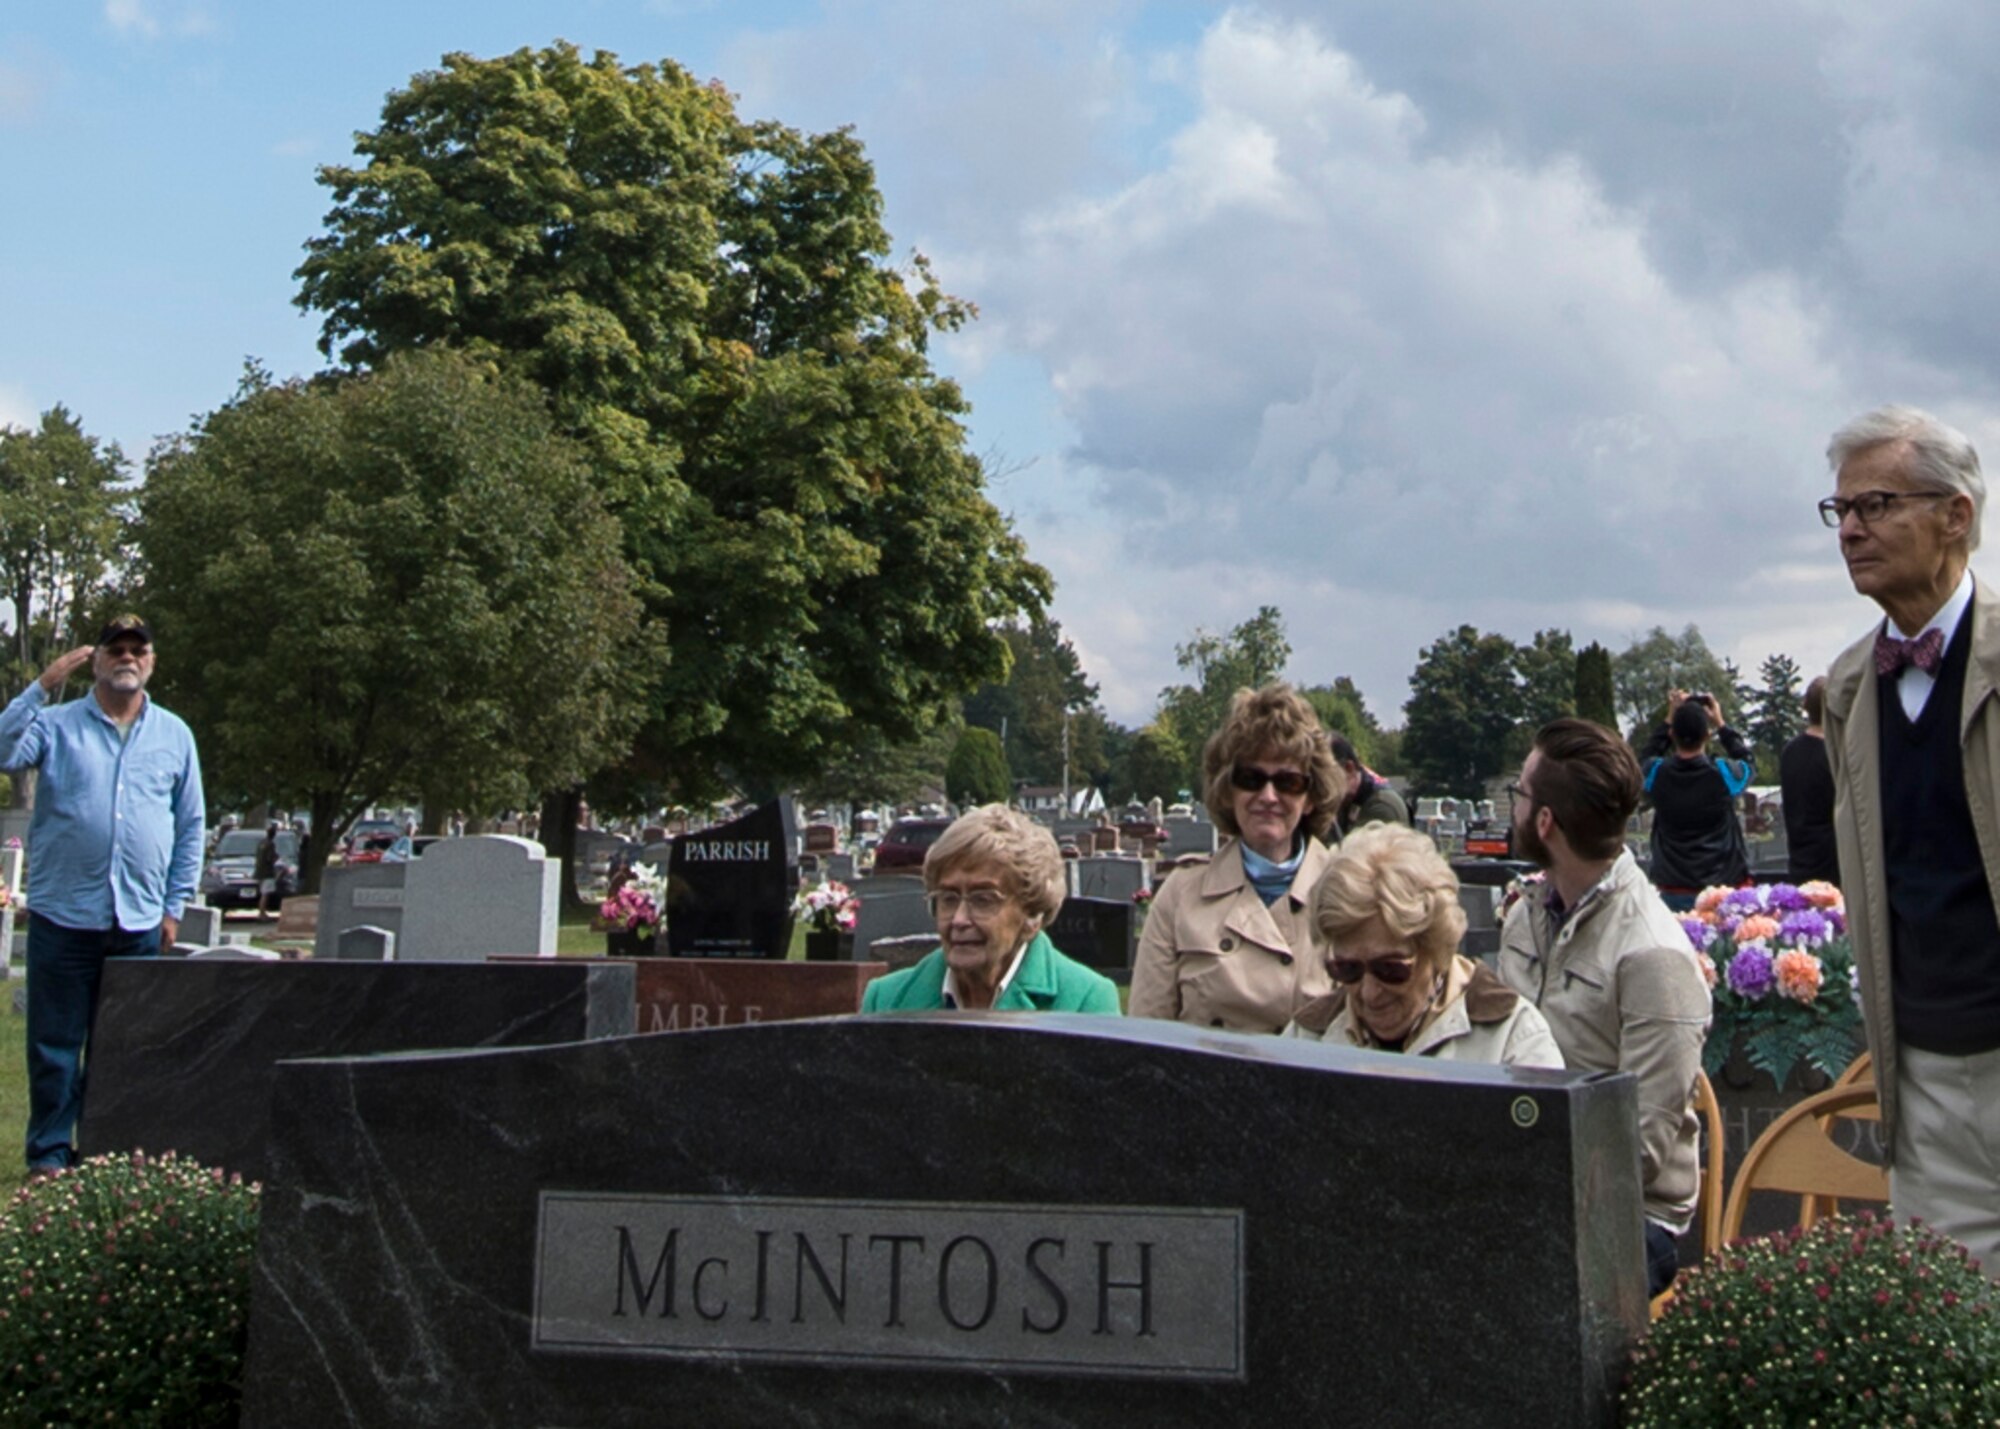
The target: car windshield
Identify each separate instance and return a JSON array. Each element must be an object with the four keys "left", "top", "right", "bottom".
[{"left": 888, "top": 822, "right": 947, "bottom": 848}]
